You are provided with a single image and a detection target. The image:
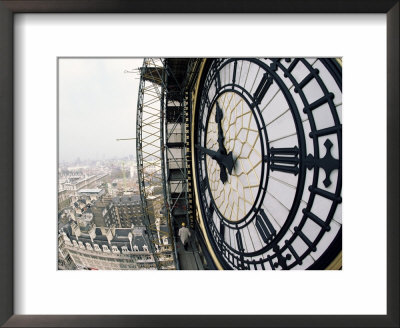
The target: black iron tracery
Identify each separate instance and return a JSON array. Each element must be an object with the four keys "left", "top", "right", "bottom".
[{"left": 193, "top": 58, "right": 342, "bottom": 270}]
